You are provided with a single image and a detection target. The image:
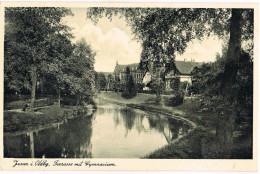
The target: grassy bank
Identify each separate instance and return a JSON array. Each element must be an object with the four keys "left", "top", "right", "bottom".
[
  {"left": 98, "top": 91, "right": 252, "bottom": 159},
  {"left": 4, "top": 97, "right": 55, "bottom": 110},
  {"left": 98, "top": 91, "right": 157, "bottom": 104},
  {"left": 4, "top": 104, "right": 94, "bottom": 132}
]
